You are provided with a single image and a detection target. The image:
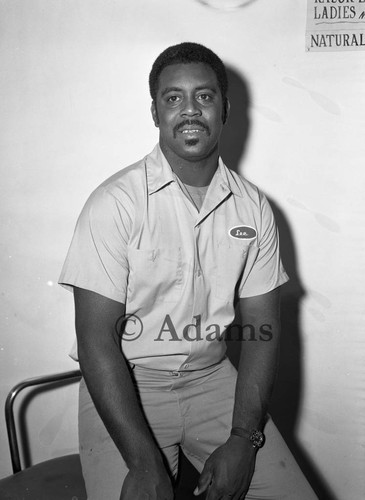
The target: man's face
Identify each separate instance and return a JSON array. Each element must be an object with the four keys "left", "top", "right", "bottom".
[{"left": 151, "top": 62, "right": 226, "bottom": 163}]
